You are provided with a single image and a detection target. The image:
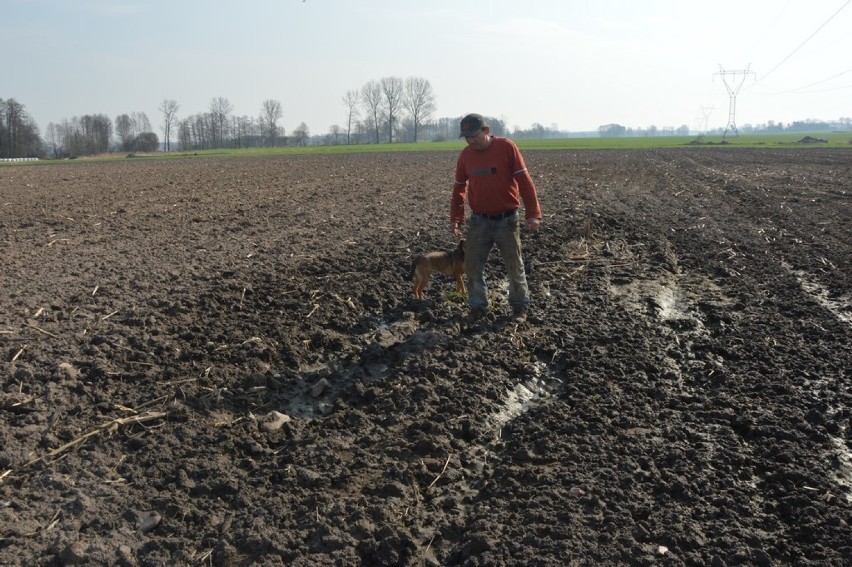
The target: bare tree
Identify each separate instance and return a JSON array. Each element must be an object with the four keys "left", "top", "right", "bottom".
[
  {"left": 159, "top": 99, "right": 179, "bottom": 152},
  {"left": 380, "top": 76, "right": 404, "bottom": 143},
  {"left": 232, "top": 116, "right": 241, "bottom": 148},
  {"left": 115, "top": 114, "right": 134, "bottom": 150},
  {"left": 361, "top": 80, "right": 384, "bottom": 144},
  {"left": 1, "top": 98, "right": 41, "bottom": 158},
  {"left": 229, "top": 115, "right": 260, "bottom": 148},
  {"left": 177, "top": 119, "right": 192, "bottom": 151},
  {"left": 209, "top": 97, "right": 233, "bottom": 148},
  {"left": 403, "top": 77, "right": 436, "bottom": 143},
  {"left": 114, "top": 112, "right": 154, "bottom": 151},
  {"left": 342, "top": 89, "right": 360, "bottom": 145},
  {"left": 58, "top": 119, "right": 78, "bottom": 156},
  {"left": 0, "top": 97, "right": 4, "bottom": 157},
  {"left": 93, "top": 115, "right": 113, "bottom": 153},
  {"left": 45, "top": 122, "right": 61, "bottom": 158},
  {"left": 260, "top": 99, "right": 282, "bottom": 147},
  {"left": 328, "top": 124, "right": 343, "bottom": 145},
  {"left": 240, "top": 115, "right": 261, "bottom": 147},
  {"left": 132, "top": 112, "right": 152, "bottom": 134},
  {"left": 2, "top": 98, "right": 23, "bottom": 156},
  {"left": 178, "top": 114, "right": 209, "bottom": 150},
  {"left": 292, "top": 122, "right": 310, "bottom": 146},
  {"left": 61, "top": 114, "right": 112, "bottom": 156}
]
